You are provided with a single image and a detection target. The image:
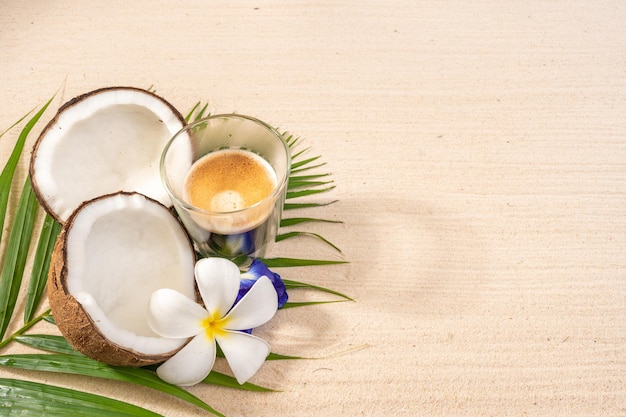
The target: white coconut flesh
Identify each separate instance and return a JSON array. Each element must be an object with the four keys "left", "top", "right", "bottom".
[
  {"left": 31, "top": 87, "right": 186, "bottom": 223},
  {"left": 57, "top": 192, "right": 195, "bottom": 357}
]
